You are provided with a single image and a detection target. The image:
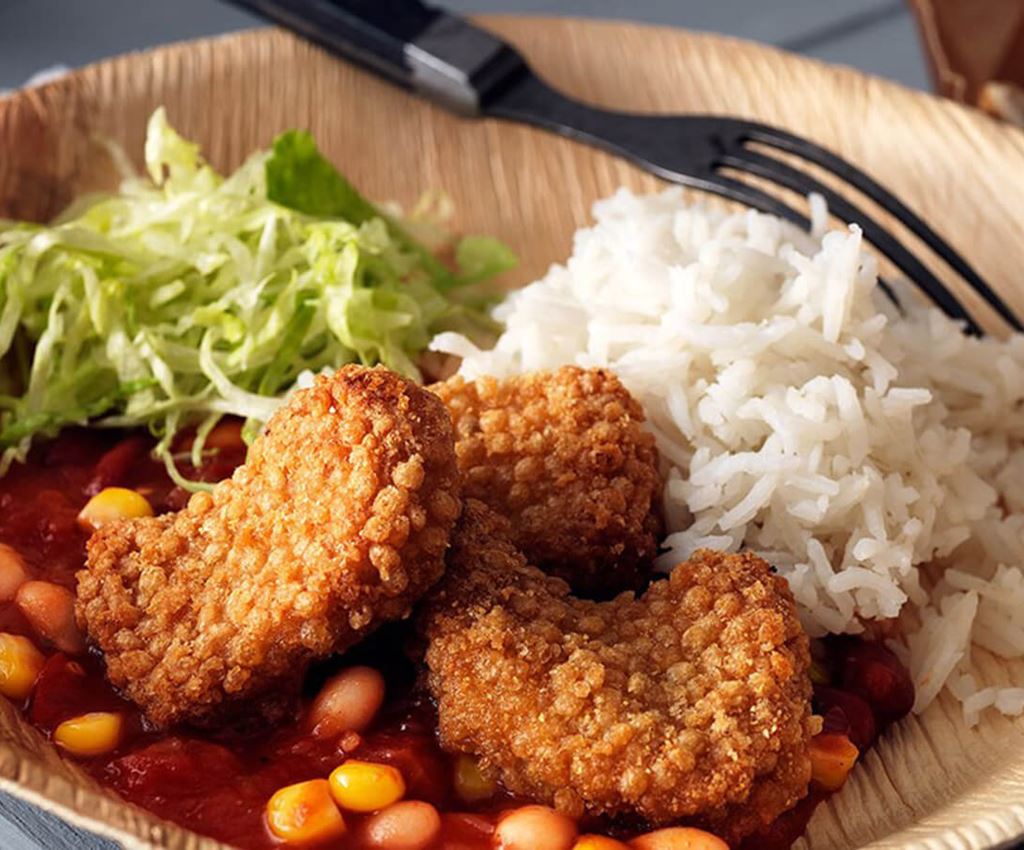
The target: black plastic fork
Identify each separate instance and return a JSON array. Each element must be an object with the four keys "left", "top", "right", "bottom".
[{"left": 227, "top": 0, "right": 1022, "bottom": 335}]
